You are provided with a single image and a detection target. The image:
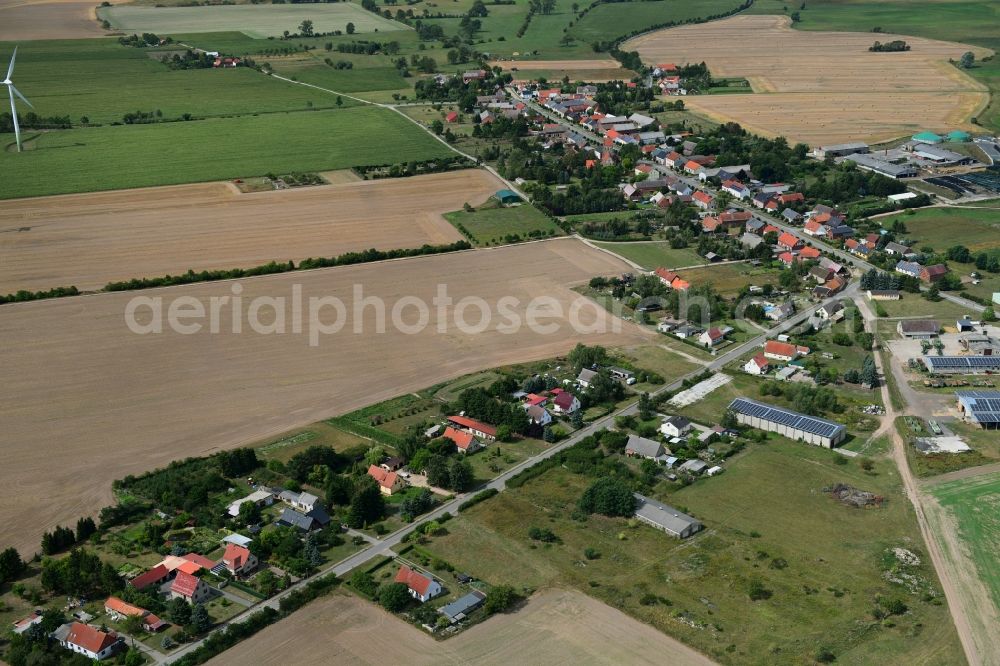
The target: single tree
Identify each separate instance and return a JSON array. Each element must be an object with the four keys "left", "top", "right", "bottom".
[
  {"left": 189, "top": 603, "right": 211, "bottom": 634},
  {"left": 960, "top": 51, "right": 975, "bottom": 69},
  {"left": 346, "top": 22, "right": 356, "bottom": 34},
  {"left": 378, "top": 582, "right": 412, "bottom": 611}
]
